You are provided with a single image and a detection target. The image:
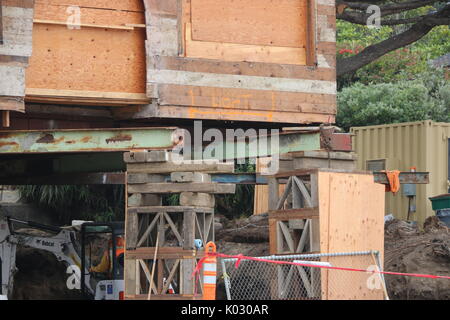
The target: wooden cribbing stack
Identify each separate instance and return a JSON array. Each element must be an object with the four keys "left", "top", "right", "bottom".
[
  {"left": 265, "top": 150, "right": 386, "bottom": 300},
  {"left": 123, "top": 151, "right": 235, "bottom": 300}
]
